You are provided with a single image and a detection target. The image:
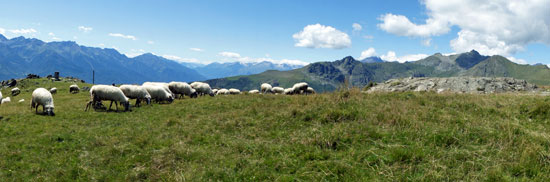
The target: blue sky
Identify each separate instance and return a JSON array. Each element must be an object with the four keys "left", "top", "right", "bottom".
[{"left": 0, "top": 0, "right": 548, "bottom": 65}]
